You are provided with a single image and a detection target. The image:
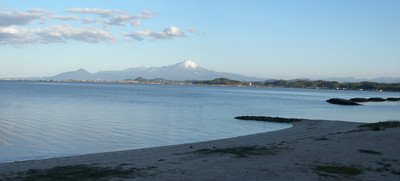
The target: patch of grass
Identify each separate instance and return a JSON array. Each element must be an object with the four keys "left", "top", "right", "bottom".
[
  {"left": 314, "top": 137, "right": 329, "bottom": 141},
  {"left": 315, "top": 165, "right": 362, "bottom": 176},
  {"left": 358, "top": 149, "right": 381, "bottom": 155},
  {"left": 14, "top": 164, "right": 156, "bottom": 181},
  {"left": 194, "top": 145, "right": 286, "bottom": 158},
  {"left": 375, "top": 160, "right": 400, "bottom": 175},
  {"left": 382, "top": 158, "right": 398, "bottom": 162},
  {"left": 391, "top": 170, "right": 400, "bottom": 175},
  {"left": 234, "top": 116, "right": 303, "bottom": 123},
  {"left": 359, "top": 121, "right": 400, "bottom": 131}
]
